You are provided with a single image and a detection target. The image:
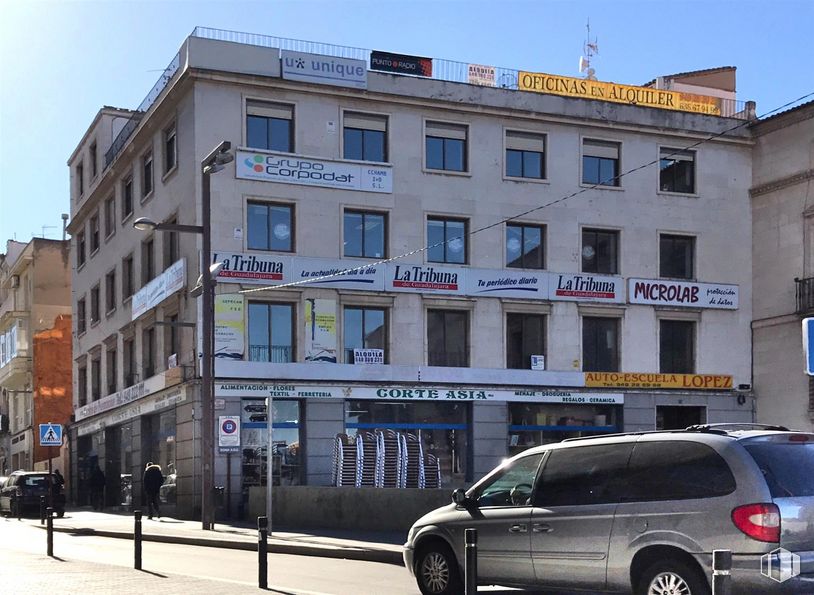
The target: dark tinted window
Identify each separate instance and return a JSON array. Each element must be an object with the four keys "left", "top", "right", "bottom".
[
  {"left": 744, "top": 442, "right": 814, "bottom": 498},
  {"left": 534, "top": 443, "right": 633, "bottom": 507},
  {"left": 621, "top": 441, "right": 735, "bottom": 501}
]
